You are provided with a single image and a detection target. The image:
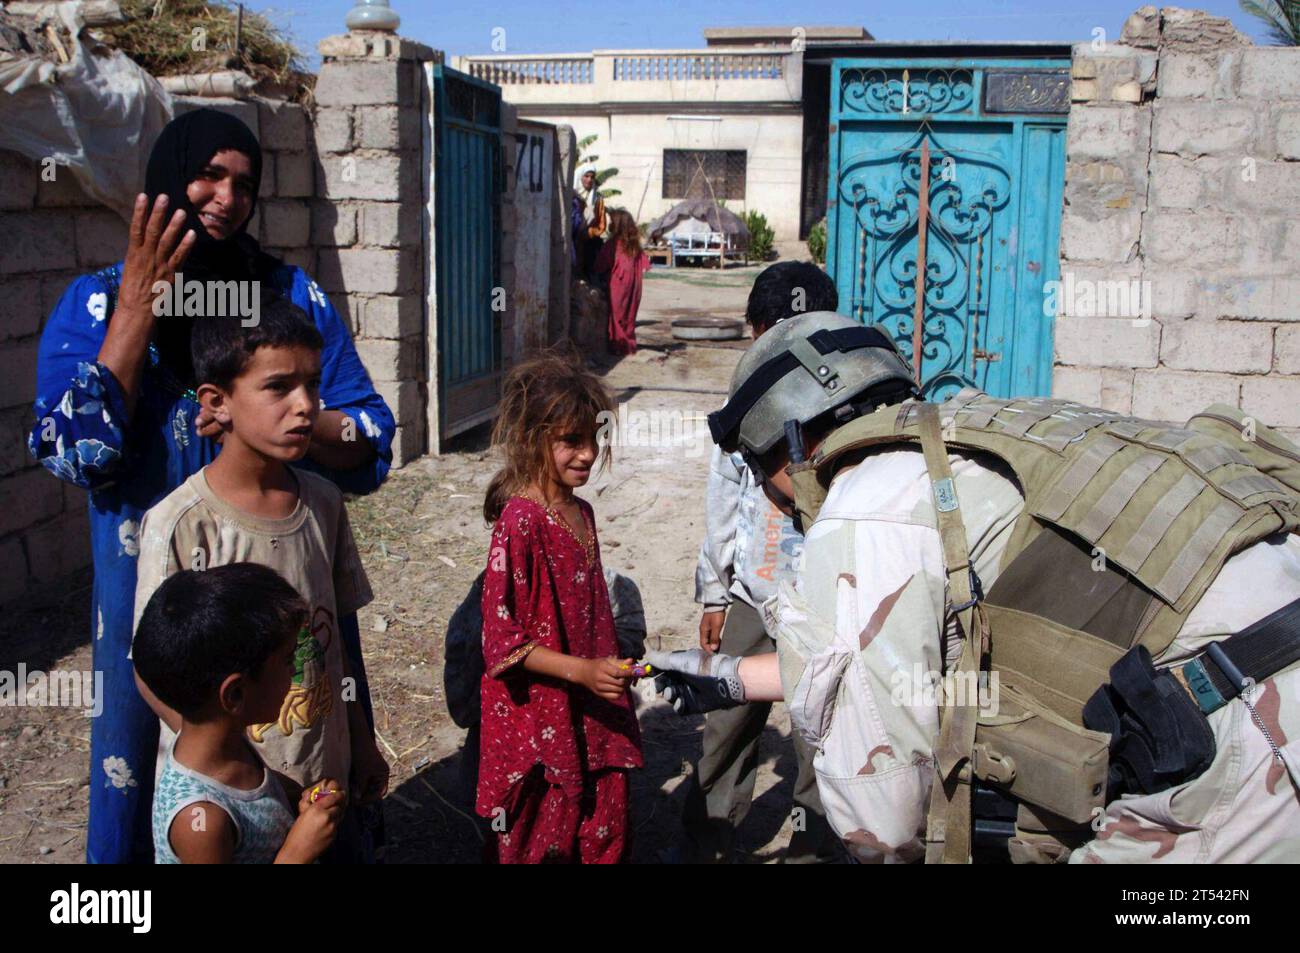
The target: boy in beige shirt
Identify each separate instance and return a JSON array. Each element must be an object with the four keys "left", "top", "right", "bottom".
[{"left": 132, "top": 297, "right": 388, "bottom": 861}]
